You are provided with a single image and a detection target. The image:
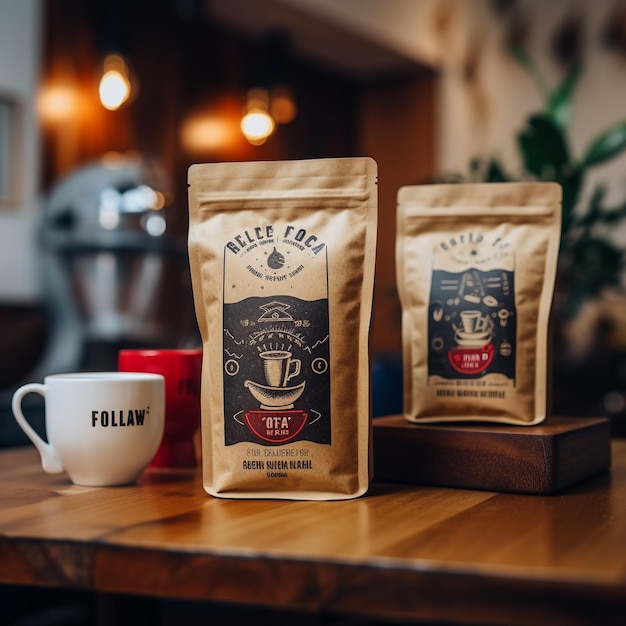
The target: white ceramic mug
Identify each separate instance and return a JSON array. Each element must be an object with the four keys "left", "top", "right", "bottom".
[{"left": 12, "top": 372, "right": 165, "bottom": 486}]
